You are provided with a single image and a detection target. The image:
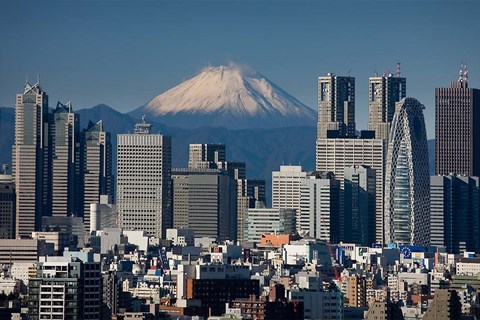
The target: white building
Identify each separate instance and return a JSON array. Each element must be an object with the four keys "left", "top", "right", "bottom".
[
  {"left": 272, "top": 165, "right": 306, "bottom": 230},
  {"left": 245, "top": 203, "right": 295, "bottom": 244},
  {"left": 456, "top": 258, "right": 480, "bottom": 276},
  {"left": 89, "top": 195, "right": 116, "bottom": 233},
  {"left": 289, "top": 289, "right": 343, "bottom": 320},
  {"left": 166, "top": 228, "right": 195, "bottom": 247},
  {"left": 117, "top": 118, "right": 172, "bottom": 238}
]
